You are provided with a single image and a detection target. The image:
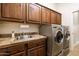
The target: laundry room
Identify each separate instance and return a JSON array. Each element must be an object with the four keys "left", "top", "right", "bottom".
[{"left": 0, "top": 1, "right": 79, "bottom": 57}]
